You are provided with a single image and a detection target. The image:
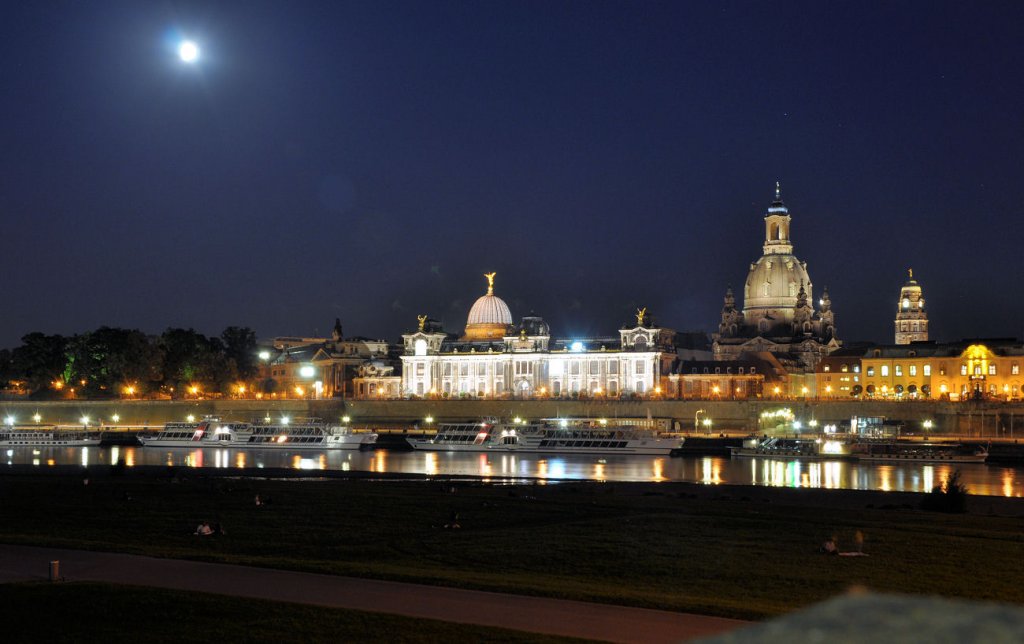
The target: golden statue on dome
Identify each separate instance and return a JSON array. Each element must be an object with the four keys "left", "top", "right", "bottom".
[
  {"left": 417, "top": 315, "right": 427, "bottom": 331},
  {"left": 484, "top": 272, "right": 496, "bottom": 295},
  {"left": 636, "top": 307, "right": 647, "bottom": 326}
]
